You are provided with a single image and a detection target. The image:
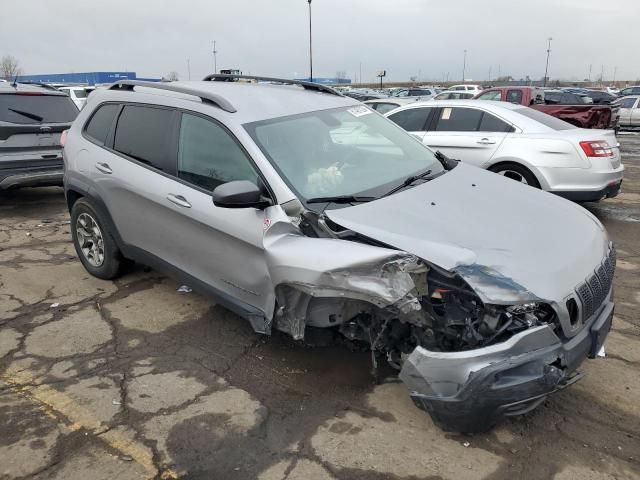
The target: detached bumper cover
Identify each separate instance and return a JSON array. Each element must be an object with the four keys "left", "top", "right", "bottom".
[{"left": 399, "top": 299, "right": 614, "bottom": 432}]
